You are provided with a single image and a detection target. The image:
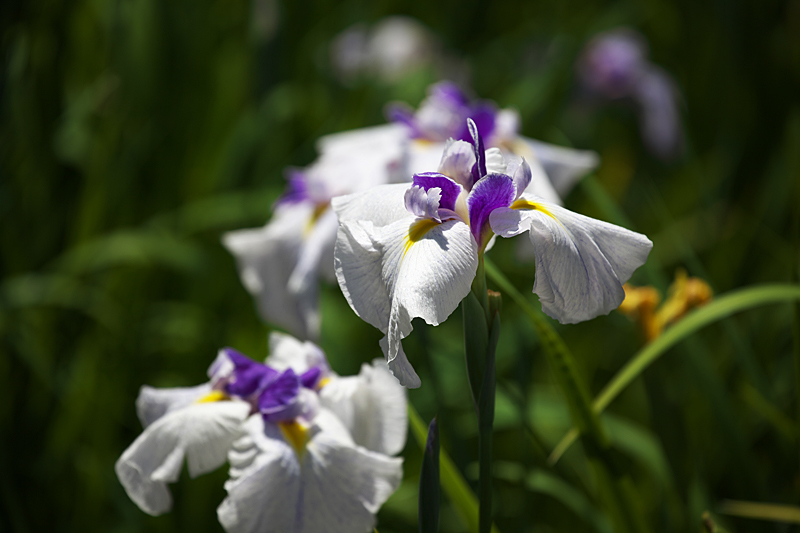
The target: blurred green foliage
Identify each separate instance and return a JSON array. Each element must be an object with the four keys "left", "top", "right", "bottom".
[{"left": 2, "top": 0, "right": 800, "bottom": 532}]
